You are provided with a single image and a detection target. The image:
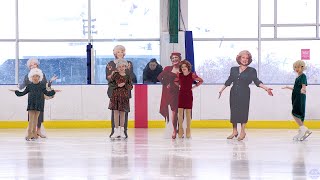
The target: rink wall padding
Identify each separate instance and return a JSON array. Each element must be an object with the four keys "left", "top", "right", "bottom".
[{"left": 0, "top": 84, "right": 320, "bottom": 129}]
